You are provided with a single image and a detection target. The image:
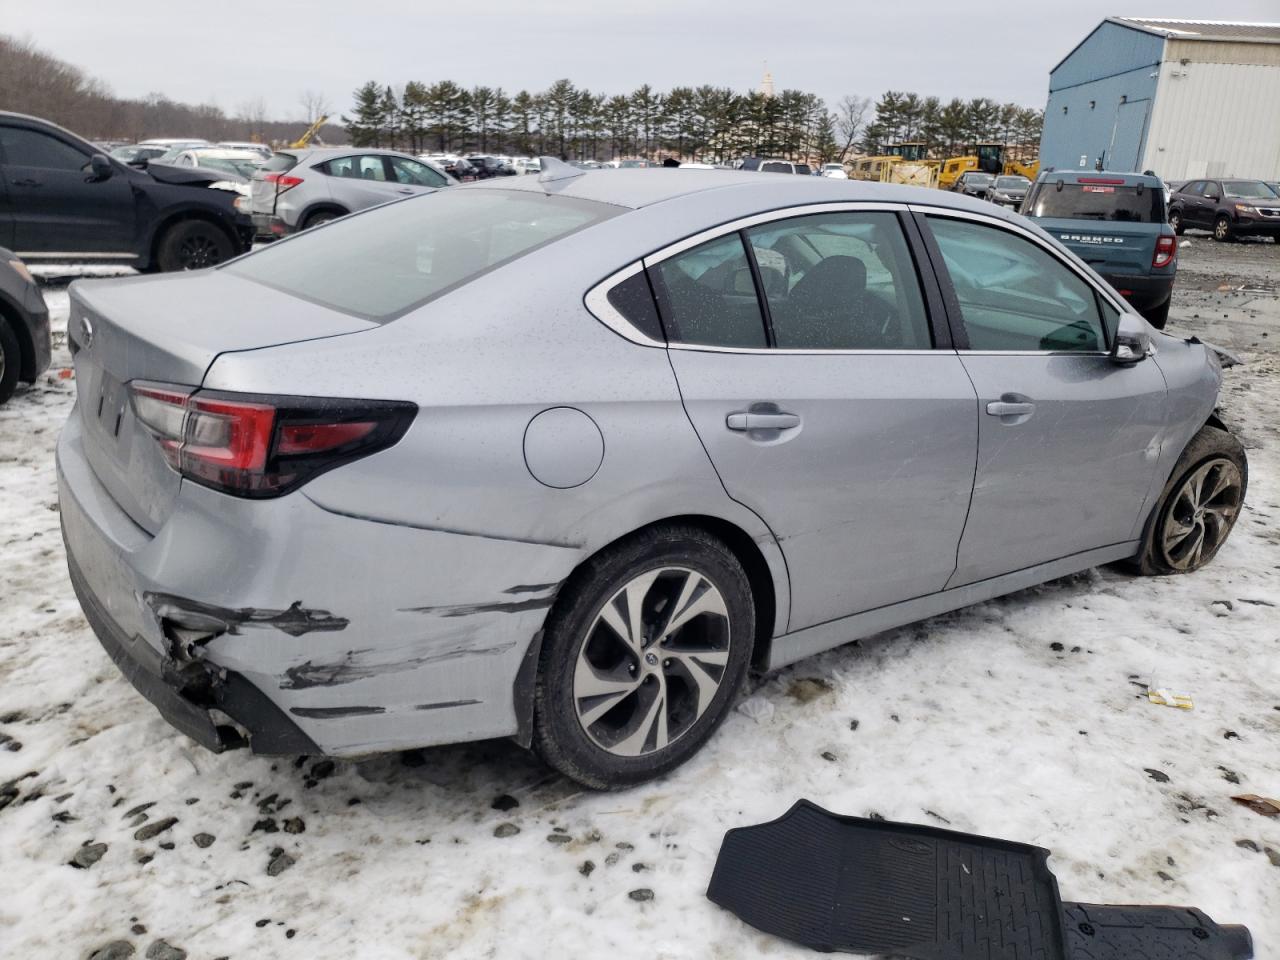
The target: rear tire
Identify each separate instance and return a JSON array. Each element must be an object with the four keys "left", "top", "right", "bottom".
[
  {"left": 1126, "top": 425, "right": 1247, "bottom": 576},
  {"left": 1168, "top": 210, "right": 1184, "bottom": 235},
  {"left": 301, "top": 209, "right": 343, "bottom": 230},
  {"left": 156, "top": 220, "right": 234, "bottom": 271},
  {"left": 533, "top": 524, "right": 755, "bottom": 790},
  {"left": 0, "top": 317, "right": 20, "bottom": 405},
  {"left": 1213, "top": 215, "right": 1233, "bottom": 242},
  {"left": 1143, "top": 299, "right": 1170, "bottom": 330}
]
